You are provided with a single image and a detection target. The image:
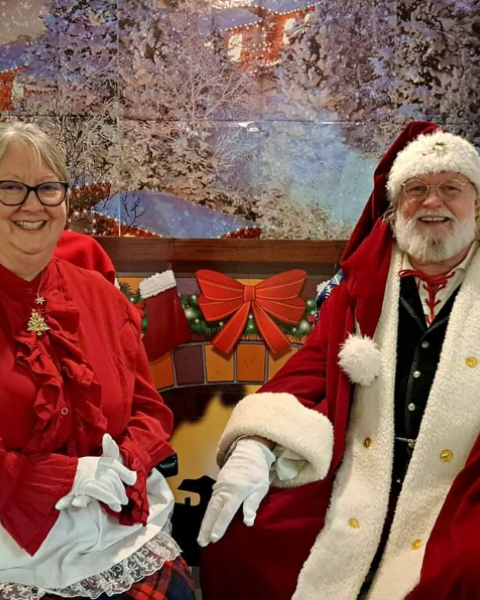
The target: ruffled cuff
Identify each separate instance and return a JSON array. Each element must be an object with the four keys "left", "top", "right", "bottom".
[{"left": 106, "top": 446, "right": 150, "bottom": 526}]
